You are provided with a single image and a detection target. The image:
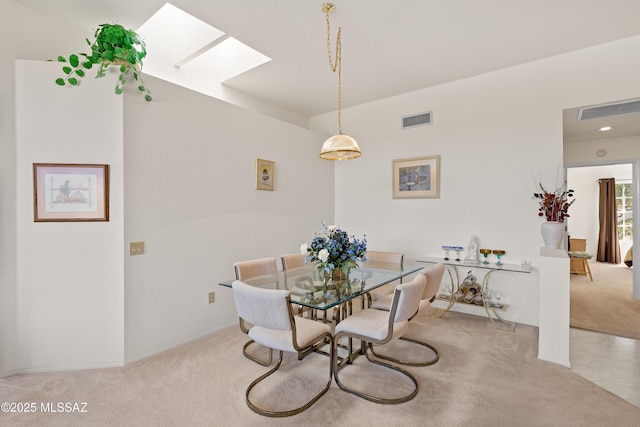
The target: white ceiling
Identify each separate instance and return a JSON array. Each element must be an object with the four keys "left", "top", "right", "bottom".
[{"left": 13, "top": 0, "right": 640, "bottom": 140}]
